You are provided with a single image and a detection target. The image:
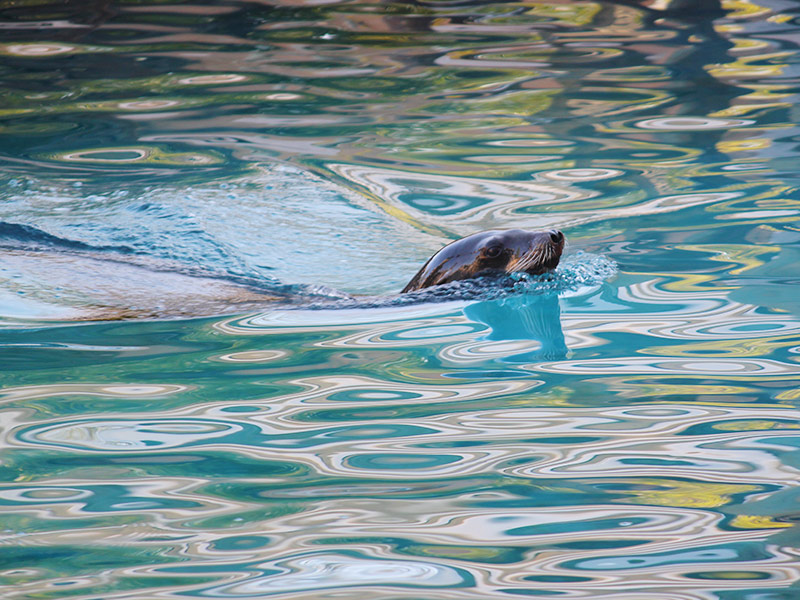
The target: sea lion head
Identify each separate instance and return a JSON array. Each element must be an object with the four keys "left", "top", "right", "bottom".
[{"left": 401, "top": 228, "right": 565, "bottom": 293}]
